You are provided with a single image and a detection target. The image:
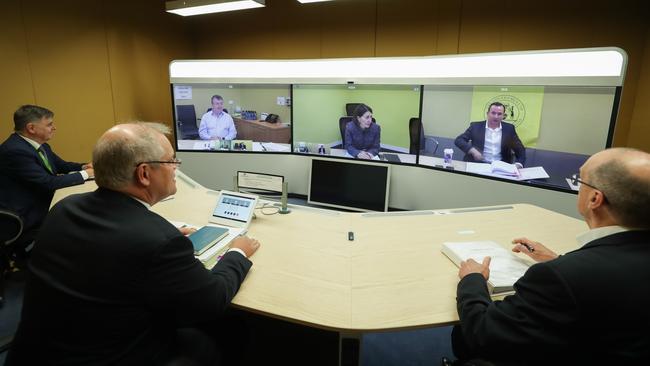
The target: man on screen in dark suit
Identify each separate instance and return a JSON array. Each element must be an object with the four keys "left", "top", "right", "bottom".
[
  {"left": 7, "top": 123, "right": 261, "bottom": 365},
  {"left": 0, "top": 105, "right": 93, "bottom": 250},
  {"left": 454, "top": 102, "right": 526, "bottom": 167},
  {"left": 449, "top": 148, "right": 650, "bottom": 365}
]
